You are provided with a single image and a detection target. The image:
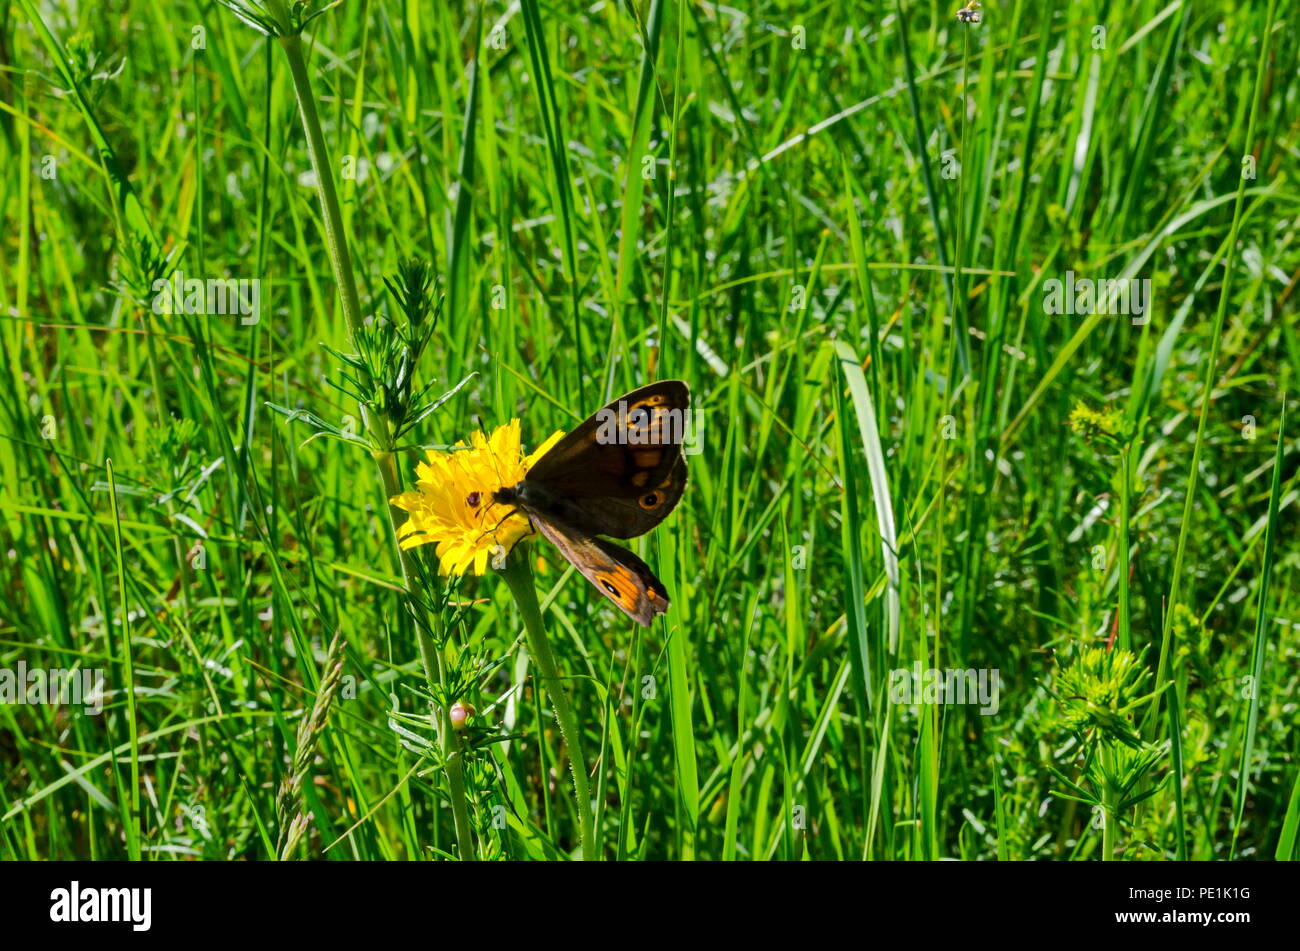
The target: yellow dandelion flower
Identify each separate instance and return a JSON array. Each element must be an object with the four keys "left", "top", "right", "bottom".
[{"left": 389, "top": 420, "right": 565, "bottom": 576}]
